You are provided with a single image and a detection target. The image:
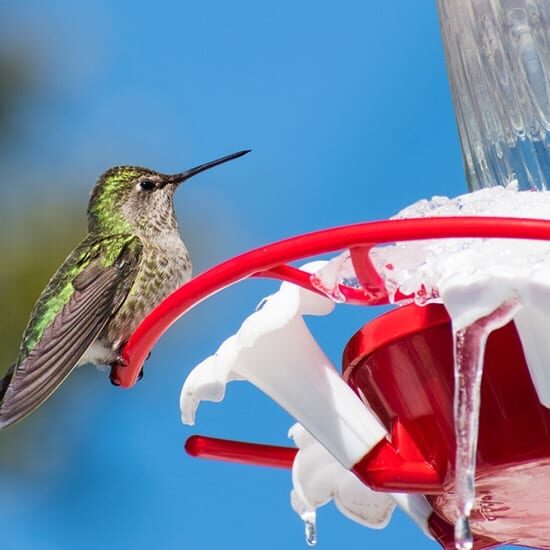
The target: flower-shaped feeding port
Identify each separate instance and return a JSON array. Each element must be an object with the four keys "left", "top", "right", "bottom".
[
  {"left": 179, "top": 261, "right": 434, "bottom": 545},
  {"left": 111, "top": 187, "right": 550, "bottom": 549}
]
